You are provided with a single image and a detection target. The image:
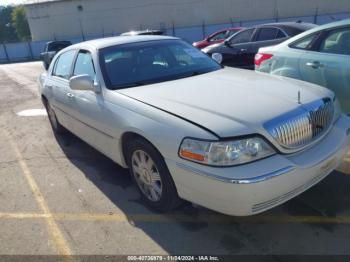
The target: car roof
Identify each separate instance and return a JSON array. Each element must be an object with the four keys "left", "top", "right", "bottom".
[
  {"left": 280, "top": 18, "right": 350, "bottom": 46},
  {"left": 69, "top": 35, "right": 179, "bottom": 50},
  {"left": 223, "top": 27, "right": 244, "bottom": 31},
  {"left": 120, "top": 29, "right": 164, "bottom": 36},
  {"left": 303, "top": 18, "right": 350, "bottom": 32},
  {"left": 47, "top": 40, "right": 71, "bottom": 44},
  {"left": 257, "top": 21, "right": 317, "bottom": 30},
  {"left": 212, "top": 27, "right": 243, "bottom": 33}
]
